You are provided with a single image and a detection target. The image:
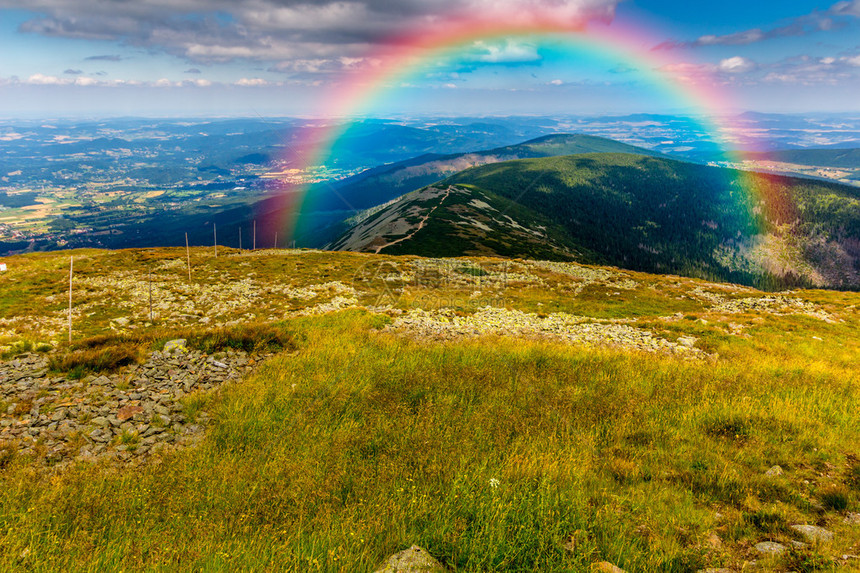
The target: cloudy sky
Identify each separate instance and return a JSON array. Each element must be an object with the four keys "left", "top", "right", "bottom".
[{"left": 1, "top": 0, "right": 859, "bottom": 117}]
